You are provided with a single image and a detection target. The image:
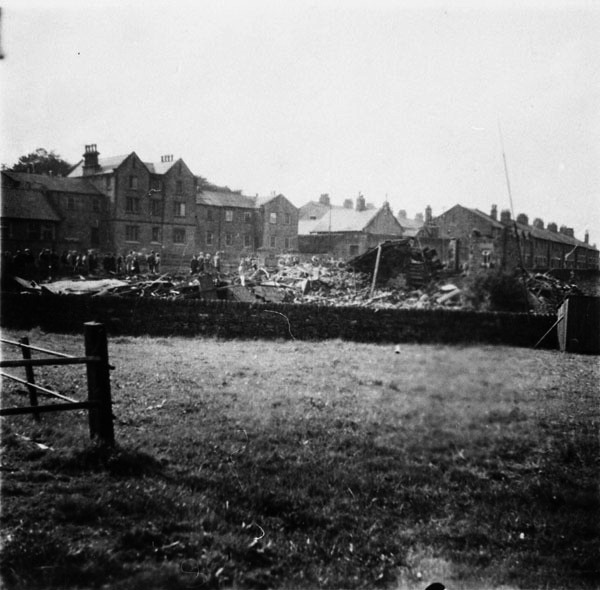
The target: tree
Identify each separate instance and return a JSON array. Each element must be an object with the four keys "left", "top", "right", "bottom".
[{"left": 4, "top": 148, "right": 73, "bottom": 176}]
